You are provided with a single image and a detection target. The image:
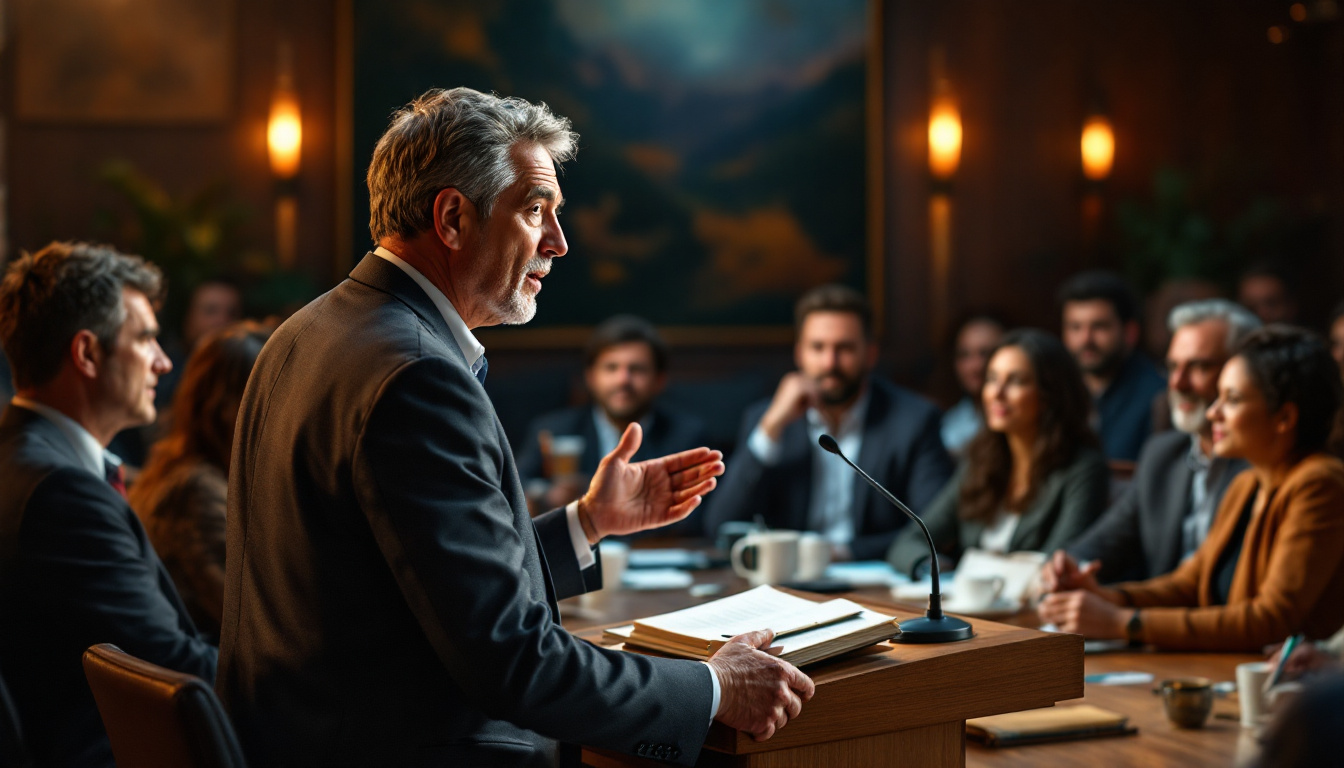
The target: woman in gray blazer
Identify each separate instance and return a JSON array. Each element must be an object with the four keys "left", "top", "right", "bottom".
[{"left": 889, "top": 329, "right": 1109, "bottom": 577}]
